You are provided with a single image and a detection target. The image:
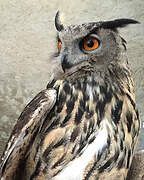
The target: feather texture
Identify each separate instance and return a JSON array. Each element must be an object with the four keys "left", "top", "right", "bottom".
[{"left": 0, "top": 13, "right": 140, "bottom": 180}]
